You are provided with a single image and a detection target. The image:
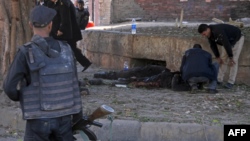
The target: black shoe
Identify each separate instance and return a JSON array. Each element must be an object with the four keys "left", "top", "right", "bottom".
[
  {"left": 217, "top": 81, "right": 222, "bottom": 85},
  {"left": 224, "top": 83, "right": 234, "bottom": 89},
  {"left": 82, "top": 62, "right": 92, "bottom": 72},
  {"left": 207, "top": 89, "right": 218, "bottom": 94}
]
